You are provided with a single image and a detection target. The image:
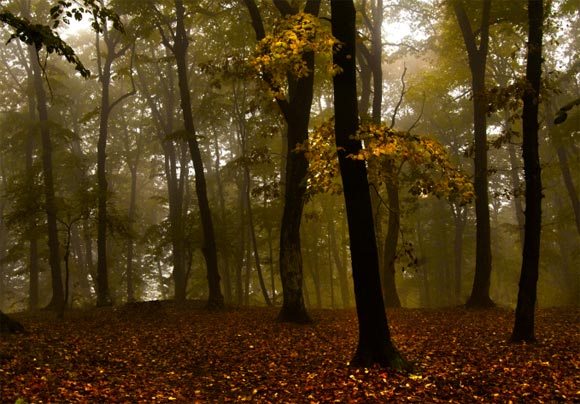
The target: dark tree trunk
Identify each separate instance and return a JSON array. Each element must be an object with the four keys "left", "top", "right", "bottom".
[
  {"left": 382, "top": 170, "right": 402, "bottom": 308},
  {"left": 511, "top": 0, "right": 544, "bottom": 343},
  {"left": 277, "top": 112, "right": 311, "bottom": 322},
  {"left": 276, "top": 0, "right": 321, "bottom": 323},
  {"left": 242, "top": 0, "right": 320, "bottom": 323},
  {"left": 95, "top": 31, "right": 114, "bottom": 307},
  {"left": 331, "top": 0, "right": 411, "bottom": 370},
  {"left": 555, "top": 145, "right": 580, "bottom": 237},
  {"left": 25, "top": 66, "right": 40, "bottom": 311},
  {"left": 31, "top": 48, "right": 64, "bottom": 312},
  {"left": 174, "top": 0, "right": 223, "bottom": 308},
  {"left": 0, "top": 181, "right": 6, "bottom": 311},
  {"left": 508, "top": 141, "right": 526, "bottom": 245},
  {"left": 21, "top": 0, "right": 40, "bottom": 313},
  {"left": 451, "top": 203, "right": 467, "bottom": 303},
  {"left": 245, "top": 165, "right": 272, "bottom": 306},
  {"left": 126, "top": 165, "right": 138, "bottom": 303},
  {"left": 454, "top": 0, "right": 495, "bottom": 308},
  {"left": 326, "top": 208, "right": 350, "bottom": 308},
  {"left": 213, "top": 130, "right": 233, "bottom": 303},
  {"left": 95, "top": 23, "right": 134, "bottom": 307},
  {"left": 136, "top": 57, "right": 190, "bottom": 302}
]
